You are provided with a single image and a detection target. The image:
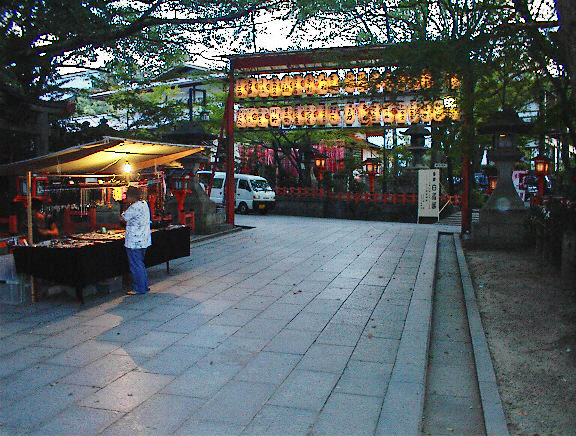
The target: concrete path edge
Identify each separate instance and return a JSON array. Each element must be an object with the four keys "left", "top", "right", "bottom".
[
  {"left": 453, "top": 234, "right": 510, "bottom": 436},
  {"left": 376, "top": 230, "right": 439, "bottom": 435}
]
